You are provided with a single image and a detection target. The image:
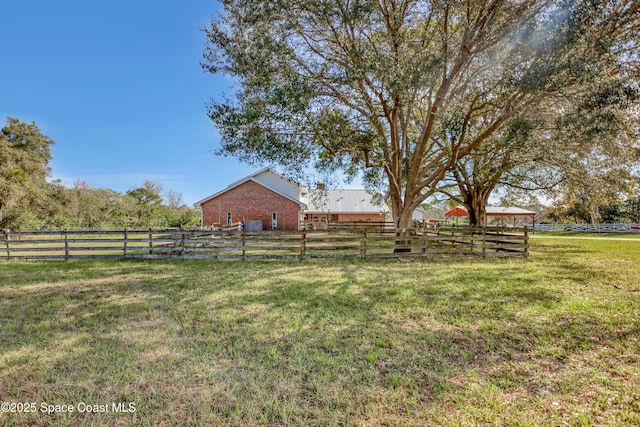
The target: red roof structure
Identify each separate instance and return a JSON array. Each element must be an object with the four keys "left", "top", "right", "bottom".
[
  {"left": 444, "top": 207, "right": 470, "bottom": 217},
  {"left": 444, "top": 206, "right": 537, "bottom": 227}
]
